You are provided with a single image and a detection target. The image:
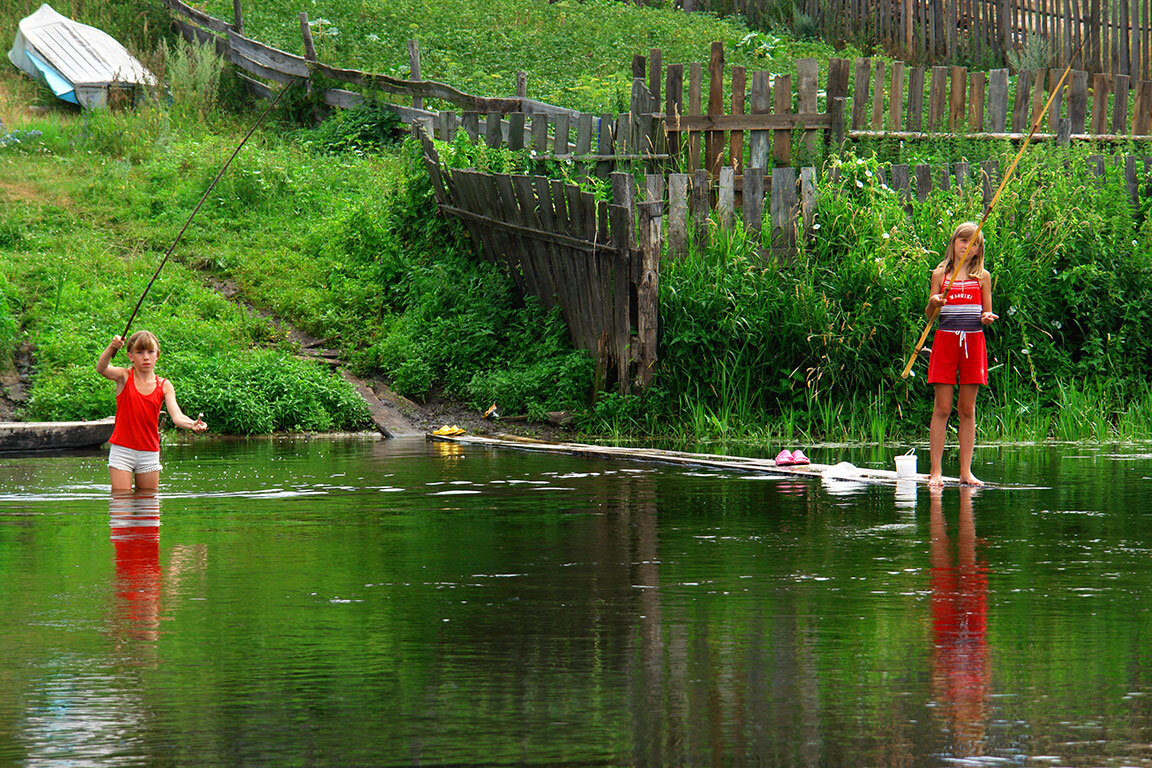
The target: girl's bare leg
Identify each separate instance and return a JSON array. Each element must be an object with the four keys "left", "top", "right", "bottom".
[
  {"left": 957, "top": 383, "right": 982, "bottom": 486},
  {"left": 134, "top": 470, "right": 160, "bottom": 491},
  {"left": 110, "top": 467, "right": 135, "bottom": 494},
  {"left": 929, "top": 383, "right": 953, "bottom": 487}
]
